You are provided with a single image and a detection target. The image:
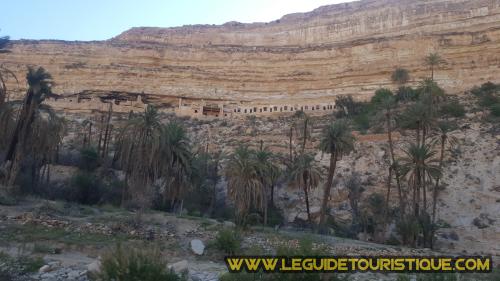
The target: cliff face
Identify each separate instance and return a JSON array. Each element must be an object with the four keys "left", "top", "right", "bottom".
[{"left": 1, "top": 0, "right": 500, "bottom": 105}]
